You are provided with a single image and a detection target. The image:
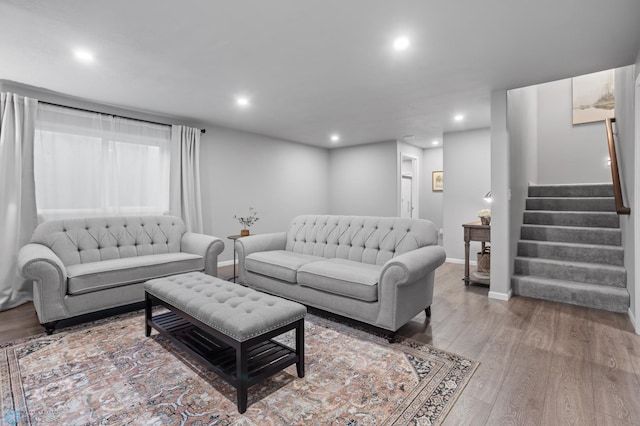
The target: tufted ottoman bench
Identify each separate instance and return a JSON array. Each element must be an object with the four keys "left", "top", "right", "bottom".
[{"left": 144, "top": 272, "right": 306, "bottom": 413}]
